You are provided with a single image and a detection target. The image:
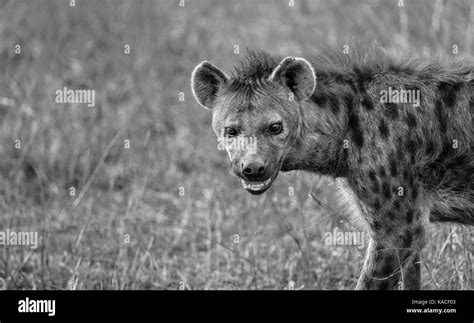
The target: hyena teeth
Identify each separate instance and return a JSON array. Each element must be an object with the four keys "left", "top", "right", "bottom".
[{"left": 241, "top": 178, "right": 272, "bottom": 190}]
